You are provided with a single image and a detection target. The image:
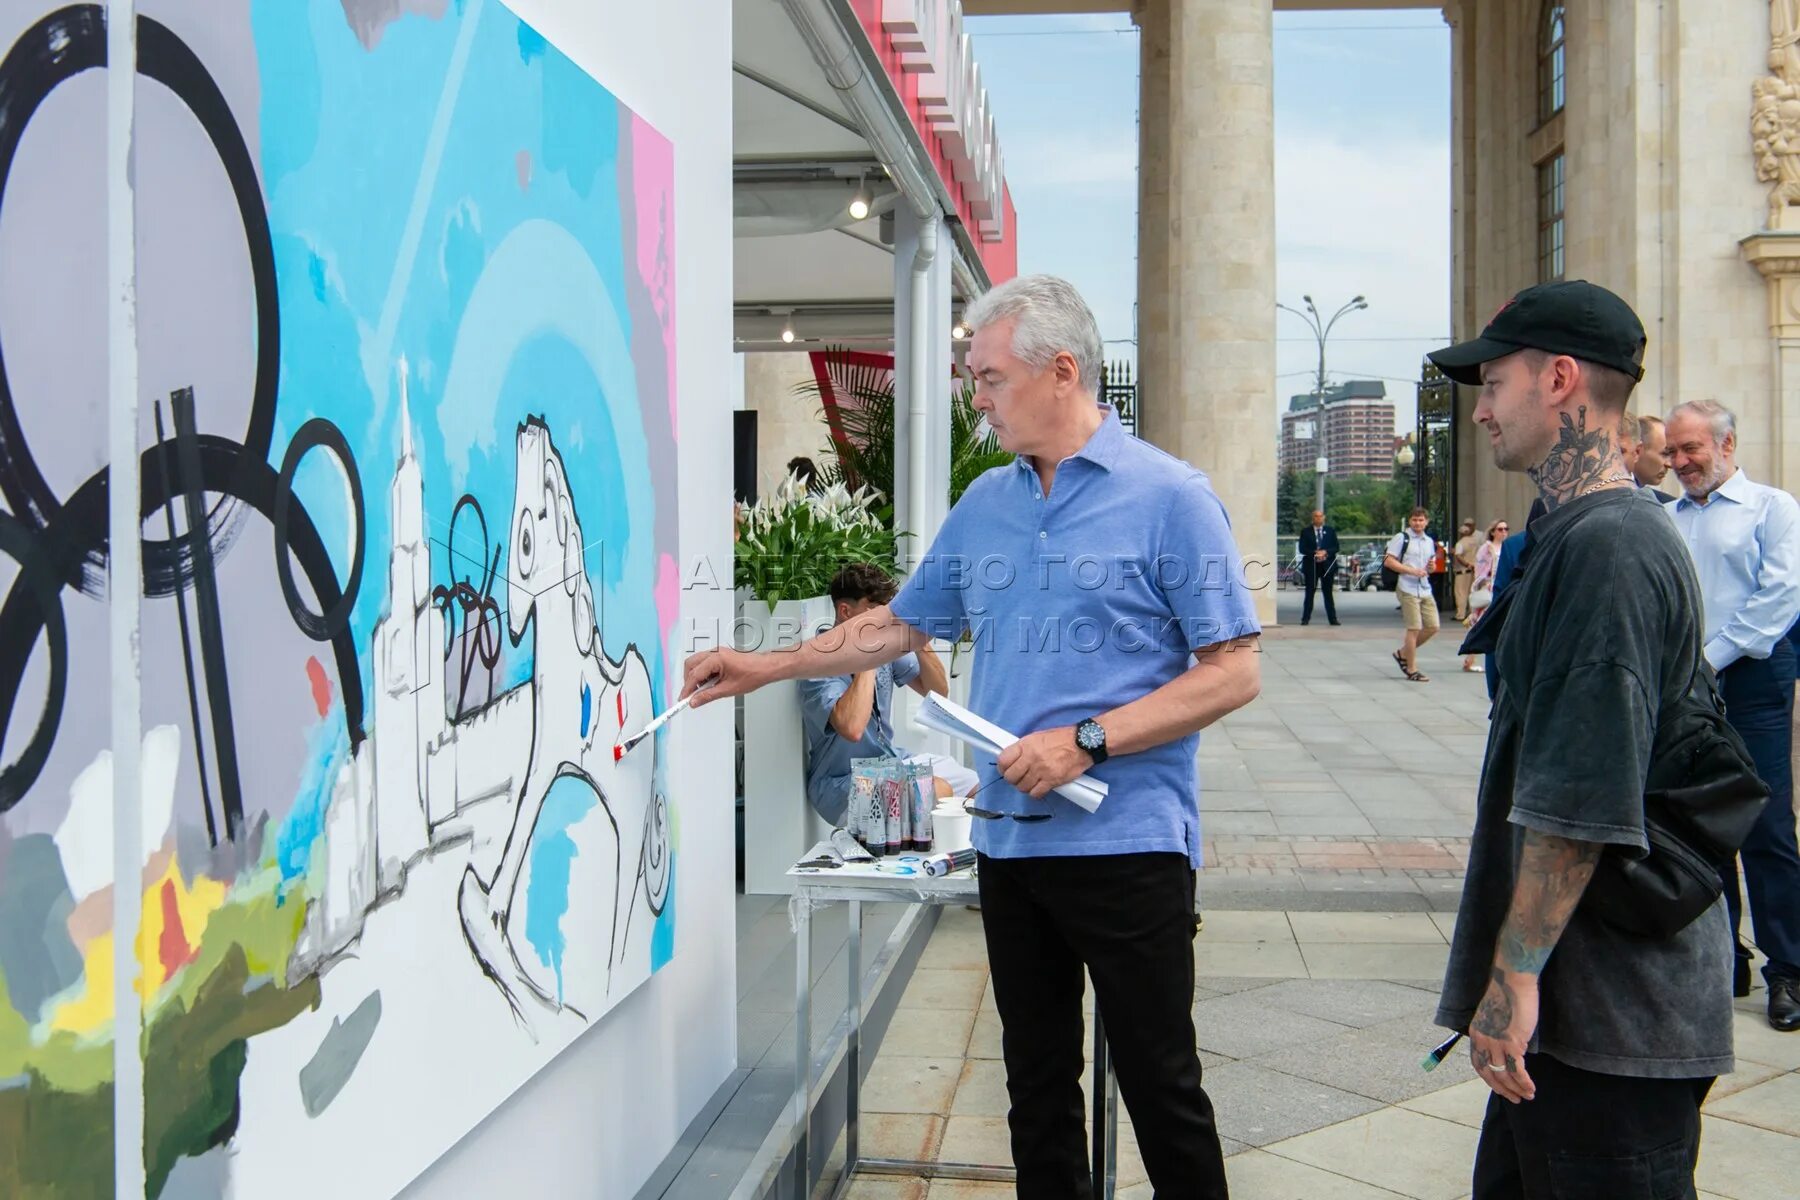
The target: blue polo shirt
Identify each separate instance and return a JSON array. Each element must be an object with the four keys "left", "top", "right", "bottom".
[{"left": 890, "top": 407, "right": 1261, "bottom": 865}]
